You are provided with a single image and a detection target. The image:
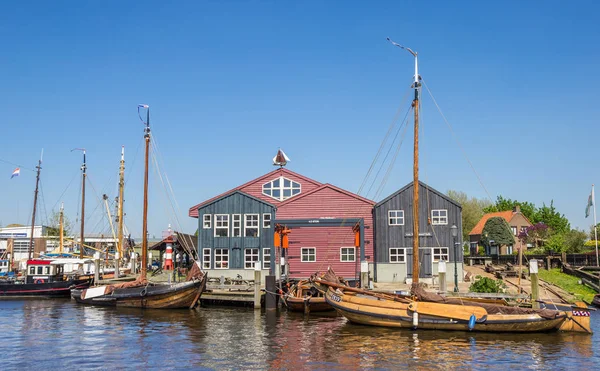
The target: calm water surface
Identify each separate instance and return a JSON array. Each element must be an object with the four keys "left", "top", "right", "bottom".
[{"left": 0, "top": 299, "right": 598, "bottom": 370}]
